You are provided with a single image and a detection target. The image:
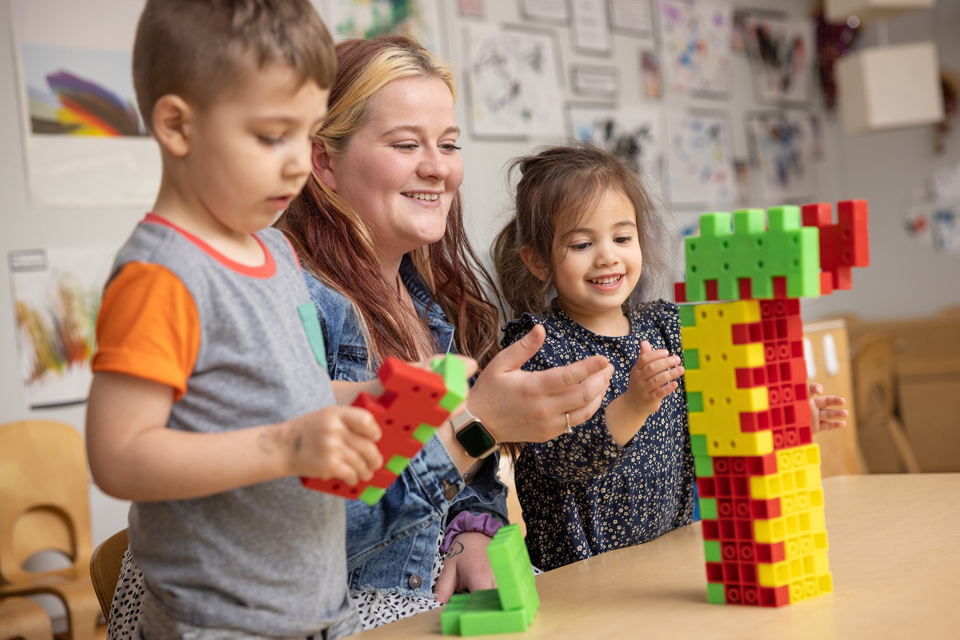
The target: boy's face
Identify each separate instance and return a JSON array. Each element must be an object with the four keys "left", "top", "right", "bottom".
[{"left": 183, "top": 62, "right": 329, "bottom": 235}]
